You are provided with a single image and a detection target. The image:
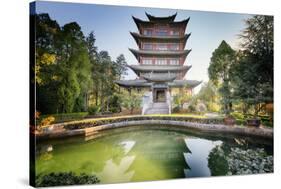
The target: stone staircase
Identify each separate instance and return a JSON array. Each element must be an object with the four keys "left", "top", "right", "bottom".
[{"left": 144, "top": 102, "right": 169, "bottom": 115}]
